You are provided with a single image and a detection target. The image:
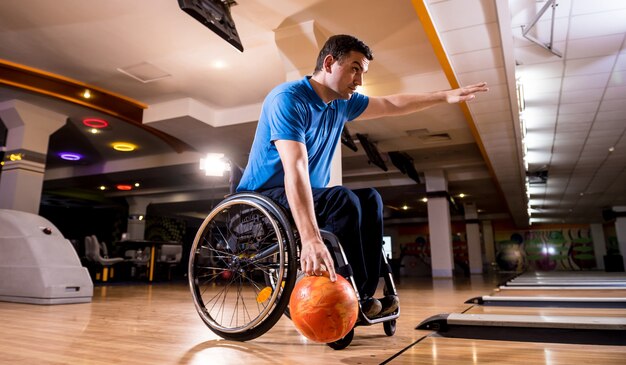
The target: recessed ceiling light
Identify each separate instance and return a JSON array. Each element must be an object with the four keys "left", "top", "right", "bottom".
[
  {"left": 402, "top": 205, "right": 408, "bottom": 210},
  {"left": 421, "top": 197, "right": 428, "bottom": 203},
  {"left": 609, "top": 146, "right": 615, "bottom": 152},
  {"left": 83, "top": 118, "right": 108, "bottom": 128},
  {"left": 82, "top": 89, "right": 92, "bottom": 99},
  {"left": 99, "top": 186, "right": 107, "bottom": 191},
  {"left": 112, "top": 142, "right": 136, "bottom": 152},
  {"left": 116, "top": 184, "right": 133, "bottom": 191},
  {"left": 59, "top": 152, "right": 82, "bottom": 161},
  {"left": 134, "top": 182, "right": 140, "bottom": 187},
  {"left": 458, "top": 193, "right": 466, "bottom": 198}
]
